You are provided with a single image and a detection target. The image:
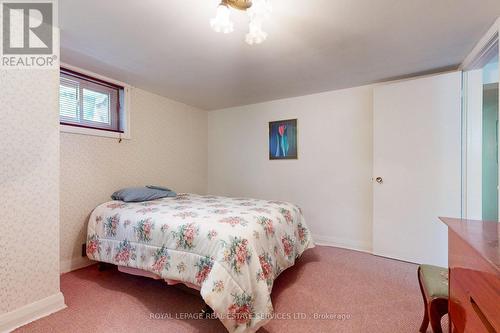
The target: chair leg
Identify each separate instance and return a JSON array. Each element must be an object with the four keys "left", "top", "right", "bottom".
[
  {"left": 429, "top": 299, "right": 448, "bottom": 333},
  {"left": 417, "top": 267, "right": 430, "bottom": 332},
  {"left": 429, "top": 311, "right": 443, "bottom": 333},
  {"left": 419, "top": 302, "right": 430, "bottom": 332}
]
